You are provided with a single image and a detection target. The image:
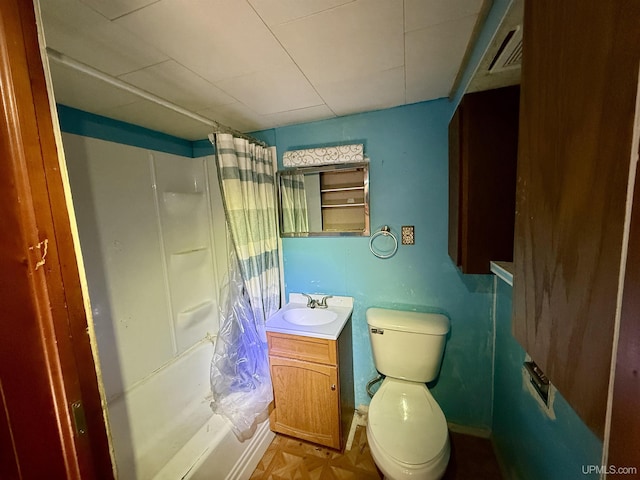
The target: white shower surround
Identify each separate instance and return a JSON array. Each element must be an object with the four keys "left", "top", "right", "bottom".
[
  {"left": 106, "top": 339, "right": 273, "bottom": 479},
  {"left": 62, "top": 133, "right": 273, "bottom": 479}
]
